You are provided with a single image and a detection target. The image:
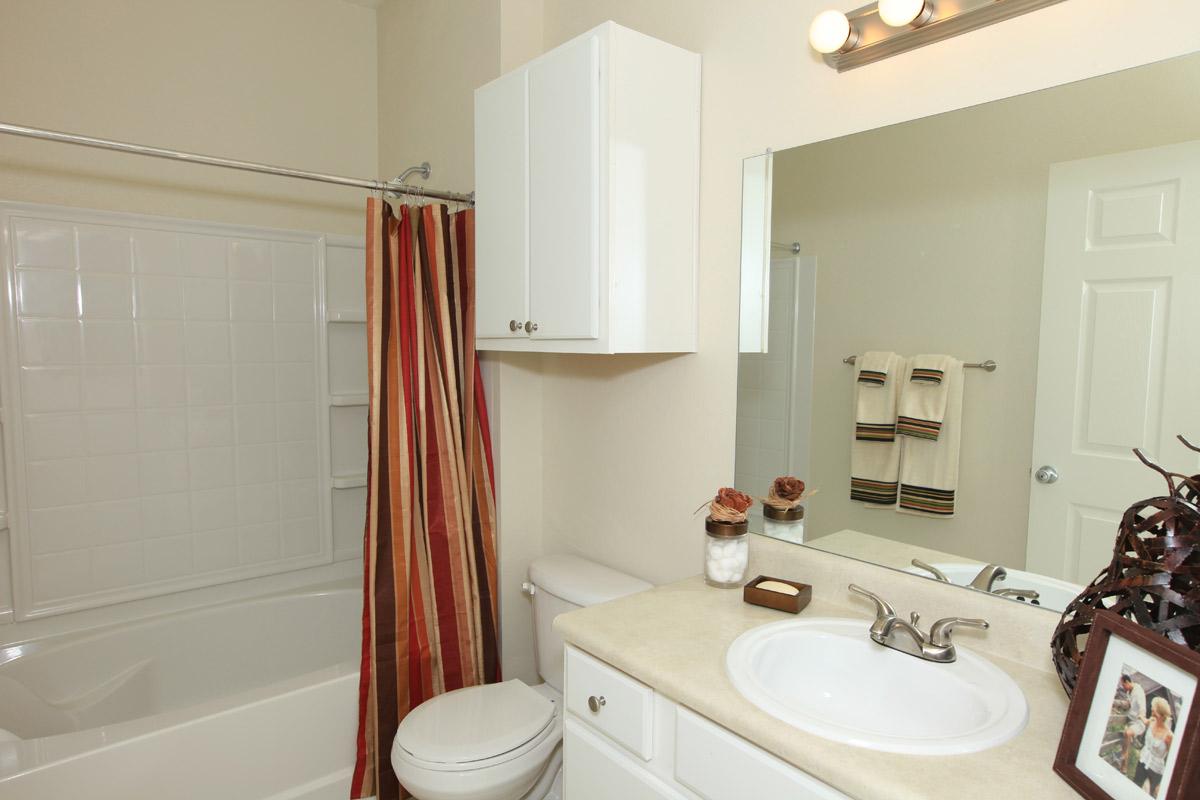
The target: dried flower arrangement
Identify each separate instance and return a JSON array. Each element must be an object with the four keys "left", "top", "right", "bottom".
[
  {"left": 760, "top": 476, "right": 818, "bottom": 511},
  {"left": 700, "top": 487, "right": 754, "bottom": 524}
]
